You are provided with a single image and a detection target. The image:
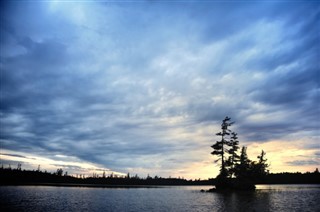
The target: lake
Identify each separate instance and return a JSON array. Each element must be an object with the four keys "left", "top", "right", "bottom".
[{"left": 1, "top": 185, "right": 319, "bottom": 211}]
